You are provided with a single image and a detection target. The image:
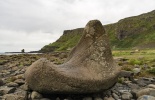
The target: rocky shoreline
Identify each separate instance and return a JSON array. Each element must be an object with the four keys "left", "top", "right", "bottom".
[{"left": 0, "top": 53, "right": 155, "bottom": 100}]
